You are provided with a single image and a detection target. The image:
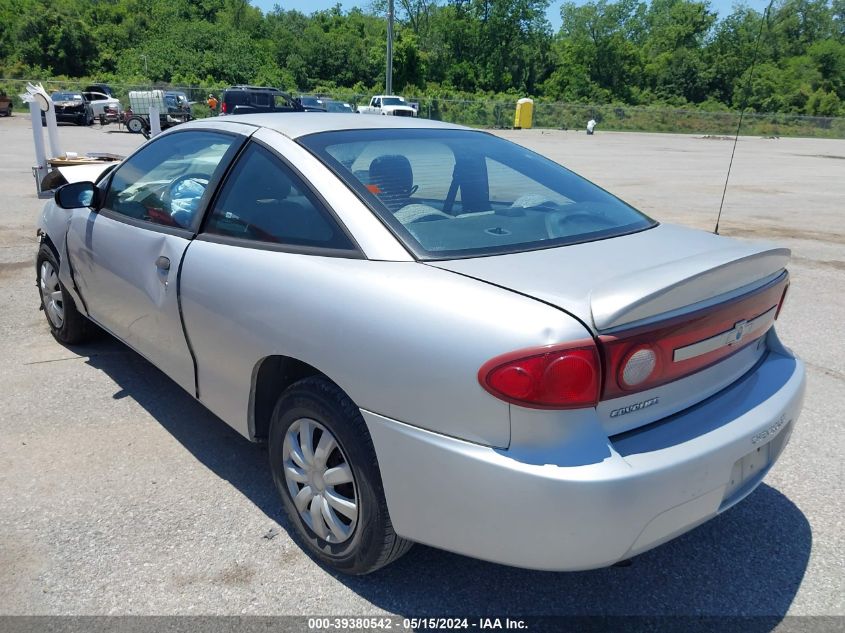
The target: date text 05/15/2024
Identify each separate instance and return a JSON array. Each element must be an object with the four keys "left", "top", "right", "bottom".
[{"left": 307, "top": 617, "right": 528, "bottom": 630}]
